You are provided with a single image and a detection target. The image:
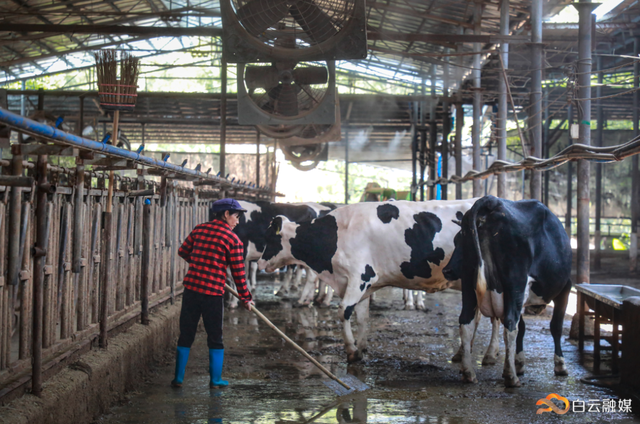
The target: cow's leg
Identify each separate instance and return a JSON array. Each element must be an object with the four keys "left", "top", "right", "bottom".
[
  {"left": 415, "top": 291, "right": 425, "bottom": 310},
  {"left": 482, "top": 317, "right": 501, "bottom": 365},
  {"left": 249, "top": 261, "right": 258, "bottom": 293},
  {"left": 340, "top": 279, "right": 368, "bottom": 363},
  {"left": 291, "top": 265, "right": 304, "bottom": 293},
  {"left": 502, "top": 314, "right": 521, "bottom": 388},
  {"left": 354, "top": 297, "right": 370, "bottom": 355},
  {"left": 551, "top": 280, "right": 571, "bottom": 376},
  {"left": 459, "top": 311, "right": 479, "bottom": 383},
  {"left": 403, "top": 289, "right": 415, "bottom": 310},
  {"left": 515, "top": 316, "right": 526, "bottom": 375},
  {"left": 454, "top": 308, "right": 482, "bottom": 362},
  {"left": 297, "top": 271, "right": 317, "bottom": 306},
  {"left": 226, "top": 268, "right": 239, "bottom": 309},
  {"left": 321, "top": 285, "right": 334, "bottom": 308},
  {"left": 276, "top": 266, "right": 294, "bottom": 297},
  {"left": 314, "top": 279, "right": 326, "bottom": 304}
]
